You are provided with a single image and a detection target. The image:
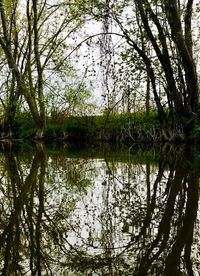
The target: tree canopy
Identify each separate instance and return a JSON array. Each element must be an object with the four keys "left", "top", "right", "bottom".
[{"left": 0, "top": 0, "right": 199, "bottom": 140}]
